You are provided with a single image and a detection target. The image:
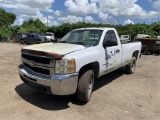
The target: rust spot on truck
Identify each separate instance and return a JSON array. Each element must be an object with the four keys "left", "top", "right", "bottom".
[{"left": 21, "top": 48, "right": 64, "bottom": 60}]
